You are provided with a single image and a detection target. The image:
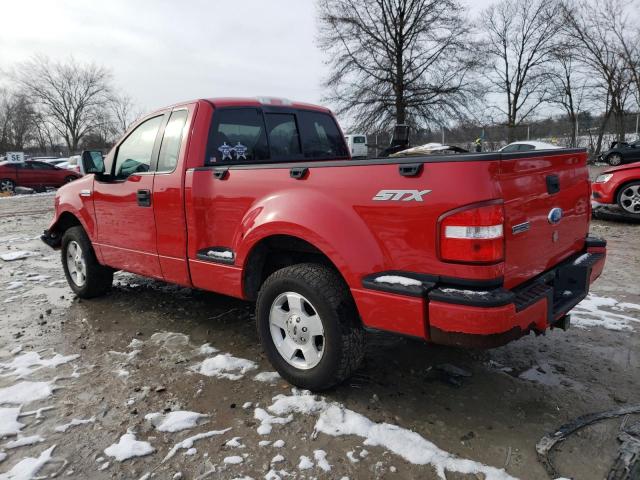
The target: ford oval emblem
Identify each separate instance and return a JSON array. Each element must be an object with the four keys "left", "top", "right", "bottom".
[{"left": 548, "top": 207, "right": 563, "bottom": 224}]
